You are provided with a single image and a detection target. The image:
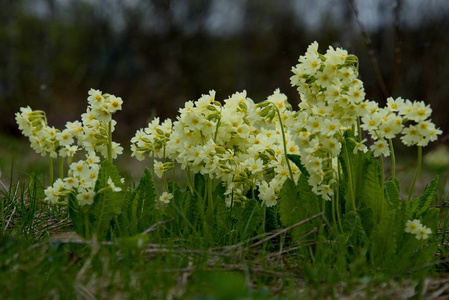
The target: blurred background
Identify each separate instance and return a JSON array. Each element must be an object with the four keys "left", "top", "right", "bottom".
[{"left": 1, "top": 0, "right": 449, "bottom": 183}]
